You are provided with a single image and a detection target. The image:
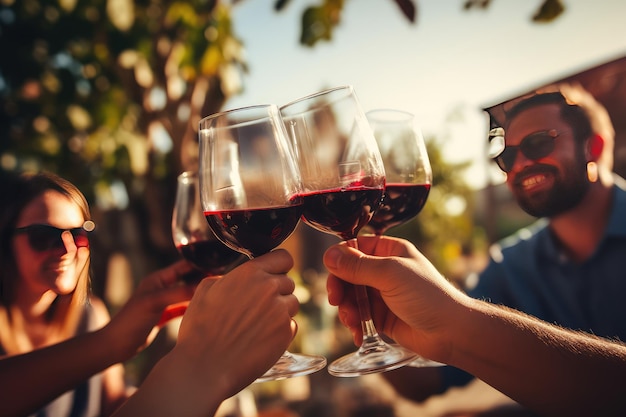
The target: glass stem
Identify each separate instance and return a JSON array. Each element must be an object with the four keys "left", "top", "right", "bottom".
[
  {"left": 356, "top": 285, "right": 380, "bottom": 336},
  {"left": 347, "top": 237, "right": 386, "bottom": 350}
]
